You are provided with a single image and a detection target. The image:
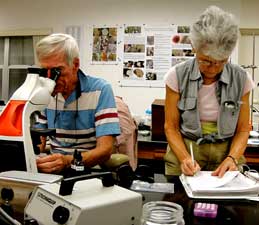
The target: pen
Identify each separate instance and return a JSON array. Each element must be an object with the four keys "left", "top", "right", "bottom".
[{"left": 190, "top": 142, "right": 194, "bottom": 166}]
